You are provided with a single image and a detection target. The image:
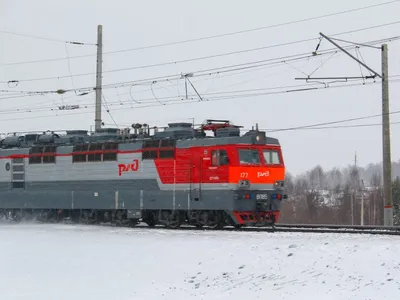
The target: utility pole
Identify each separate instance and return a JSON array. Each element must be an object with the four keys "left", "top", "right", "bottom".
[
  {"left": 95, "top": 24, "right": 103, "bottom": 131},
  {"left": 360, "top": 179, "right": 364, "bottom": 226},
  {"left": 381, "top": 44, "right": 393, "bottom": 227},
  {"left": 353, "top": 151, "right": 357, "bottom": 226},
  {"left": 296, "top": 33, "right": 393, "bottom": 227},
  {"left": 351, "top": 193, "right": 354, "bottom": 225},
  {"left": 354, "top": 151, "right": 357, "bottom": 168}
]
